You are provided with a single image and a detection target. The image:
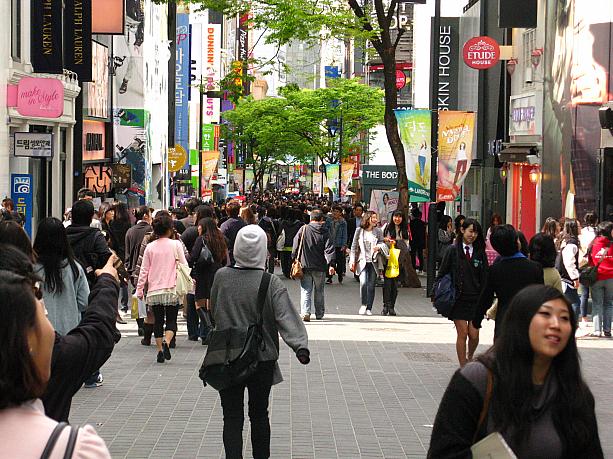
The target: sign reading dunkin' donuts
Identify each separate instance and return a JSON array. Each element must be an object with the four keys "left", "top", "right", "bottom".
[{"left": 462, "top": 36, "right": 500, "bottom": 70}]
